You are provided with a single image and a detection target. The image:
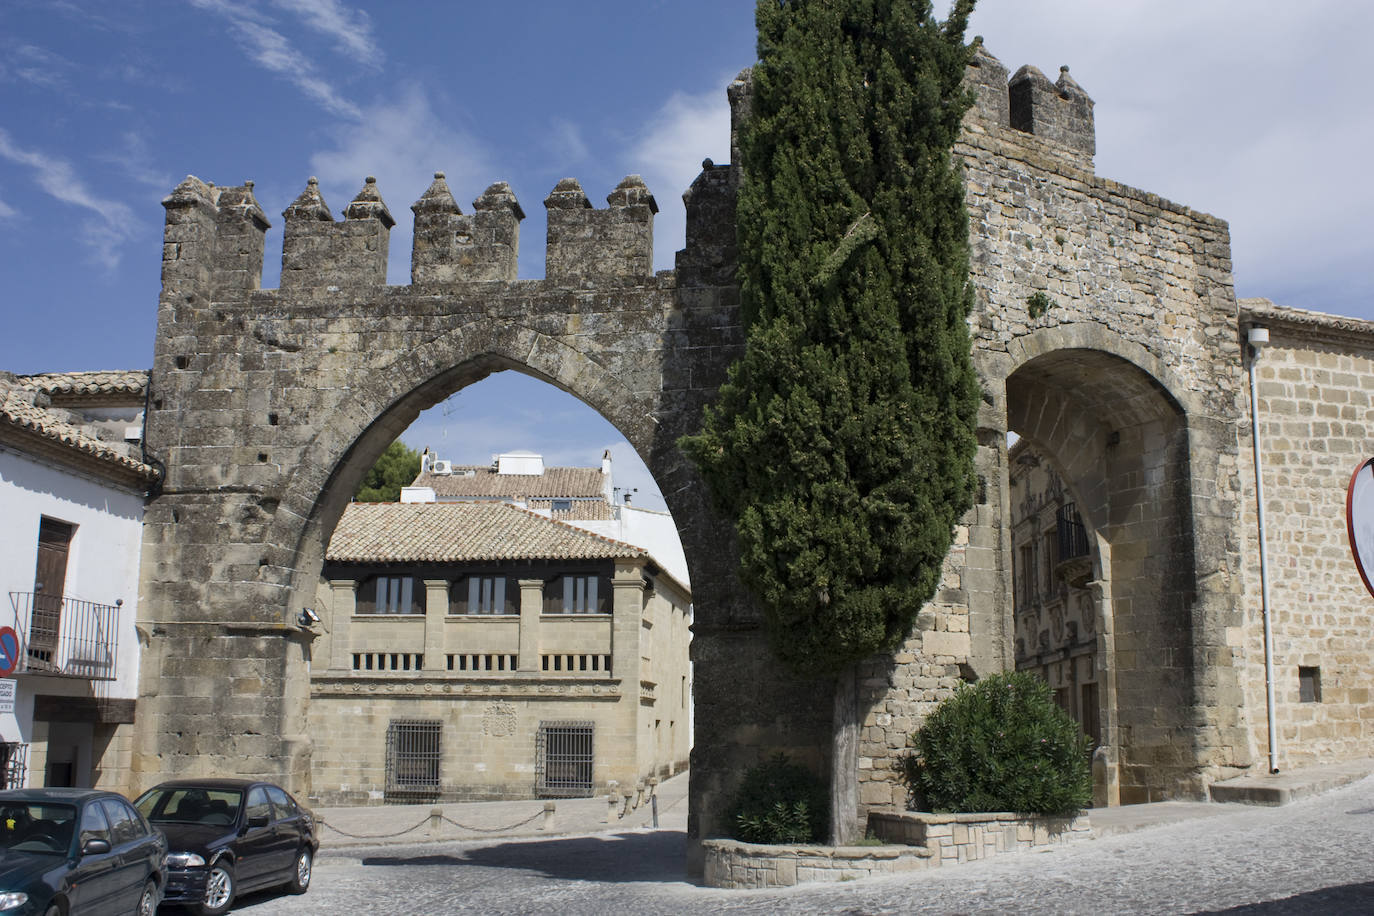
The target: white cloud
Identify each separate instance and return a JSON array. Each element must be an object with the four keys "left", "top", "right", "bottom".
[
  {"left": 309, "top": 83, "right": 494, "bottom": 285},
  {"left": 629, "top": 79, "right": 734, "bottom": 270},
  {"left": 270, "top": 0, "right": 382, "bottom": 66},
  {"left": 548, "top": 118, "right": 589, "bottom": 164},
  {"left": 0, "top": 198, "right": 17, "bottom": 220},
  {"left": 188, "top": 0, "right": 362, "bottom": 119},
  {"left": 95, "top": 132, "right": 174, "bottom": 191},
  {"left": 0, "top": 128, "right": 134, "bottom": 268},
  {"left": 1, "top": 44, "right": 74, "bottom": 90}
]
